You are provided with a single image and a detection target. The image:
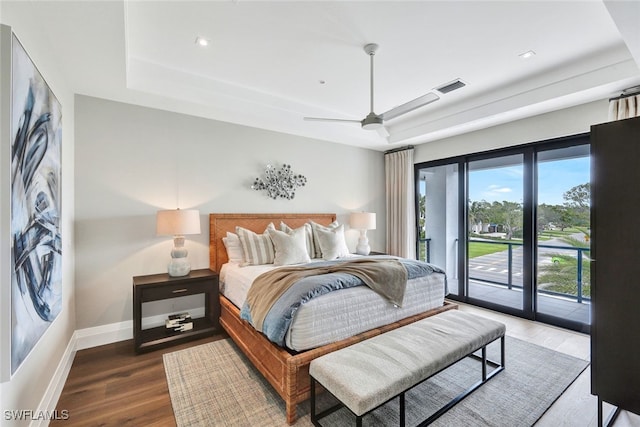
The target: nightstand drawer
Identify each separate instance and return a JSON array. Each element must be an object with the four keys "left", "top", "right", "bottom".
[{"left": 141, "top": 280, "right": 210, "bottom": 301}]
